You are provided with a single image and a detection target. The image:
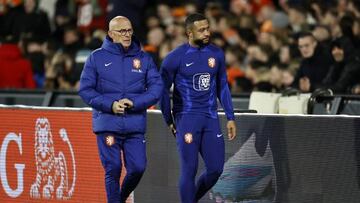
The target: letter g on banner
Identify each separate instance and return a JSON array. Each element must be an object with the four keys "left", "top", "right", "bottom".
[{"left": 0, "top": 133, "right": 25, "bottom": 198}]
